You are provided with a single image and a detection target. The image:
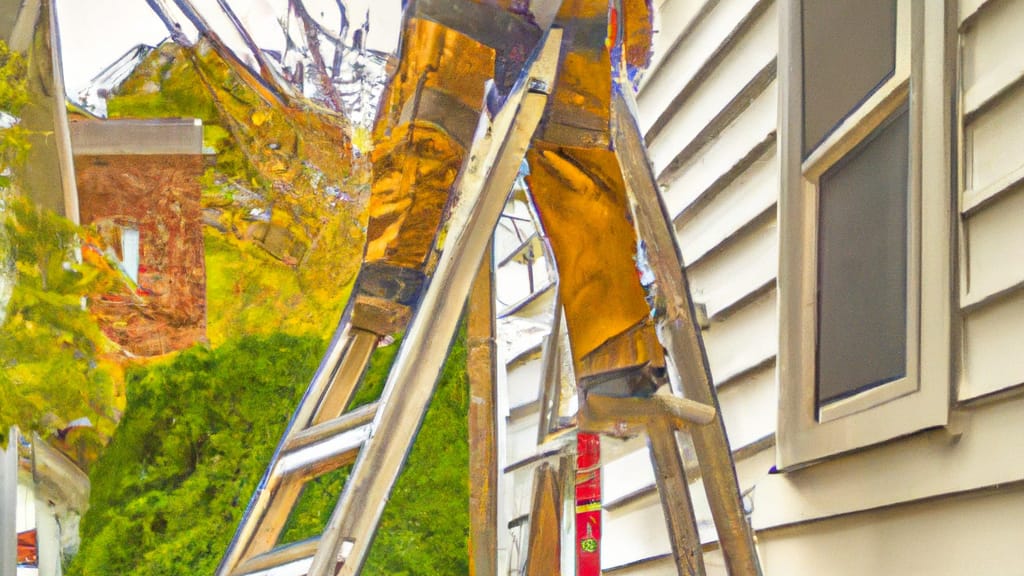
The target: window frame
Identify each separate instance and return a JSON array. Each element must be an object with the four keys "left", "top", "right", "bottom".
[{"left": 777, "top": 0, "right": 953, "bottom": 469}]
